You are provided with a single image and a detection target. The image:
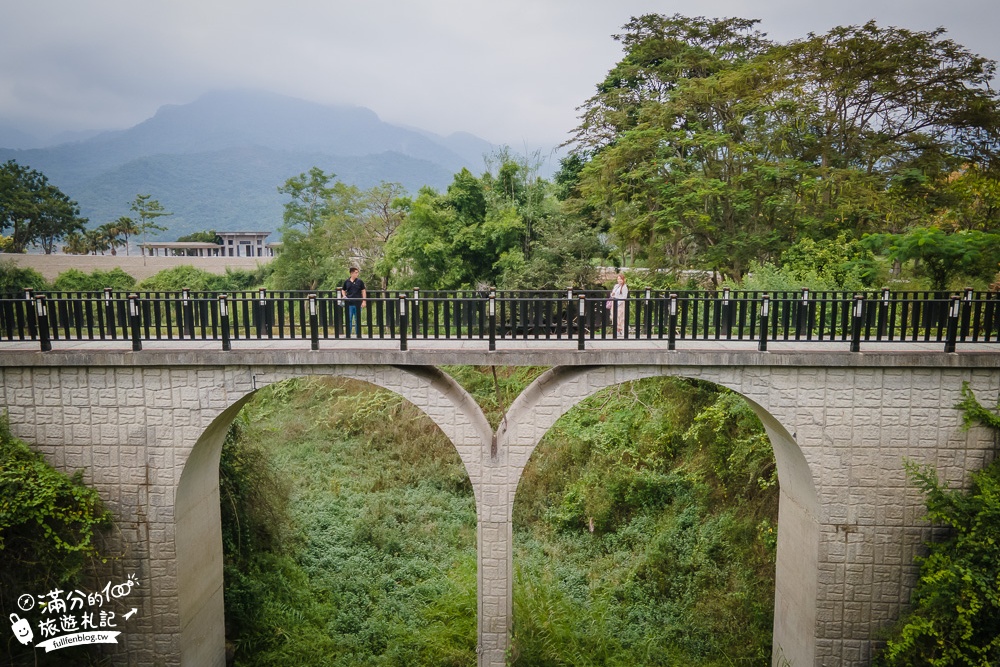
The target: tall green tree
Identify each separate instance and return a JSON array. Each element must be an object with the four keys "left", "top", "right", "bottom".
[
  {"left": 863, "top": 226, "right": 1000, "bottom": 289},
  {"left": 109, "top": 215, "right": 142, "bottom": 254},
  {"left": 0, "top": 160, "right": 86, "bottom": 253},
  {"left": 276, "top": 167, "right": 339, "bottom": 233},
  {"left": 332, "top": 181, "right": 407, "bottom": 289},
  {"left": 569, "top": 15, "right": 1000, "bottom": 281},
  {"left": 129, "top": 194, "right": 172, "bottom": 250},
  {"left": 269, "top": 169, "right": 366, "bottom": 290},
  {"left": 384, "top": 169, "right": 527, "bottom": 289}
]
